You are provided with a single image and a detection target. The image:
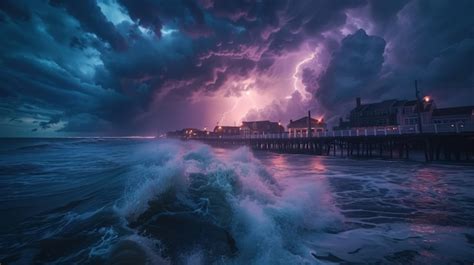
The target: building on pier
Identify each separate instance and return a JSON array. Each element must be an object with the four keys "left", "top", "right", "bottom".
[
  {"left": 287, "top": 112, "right": 326, "bottom": 137},
  {"left": 167, "top": 128, "right": 208, "bottom": 139},
  {"left": 213, "top": 125, "right": 240, "bottom": 136},
  {"left": 336, "top": 97, "right": 436, "bottom": 129},
  {"left": 240, "top": 120, "right": 284, "bottom": 136},
  {"left": 395, "top": 97, "right": 436, "bottom": 126},
  {"left": 349, "top": 98, "right": 399, "bottom": 127},
  {"left": 432, "top": 106, "right": 474, "bottom": 125},
  {"left": 333, "top": 117, "right": 351, "bottom": 130}
]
